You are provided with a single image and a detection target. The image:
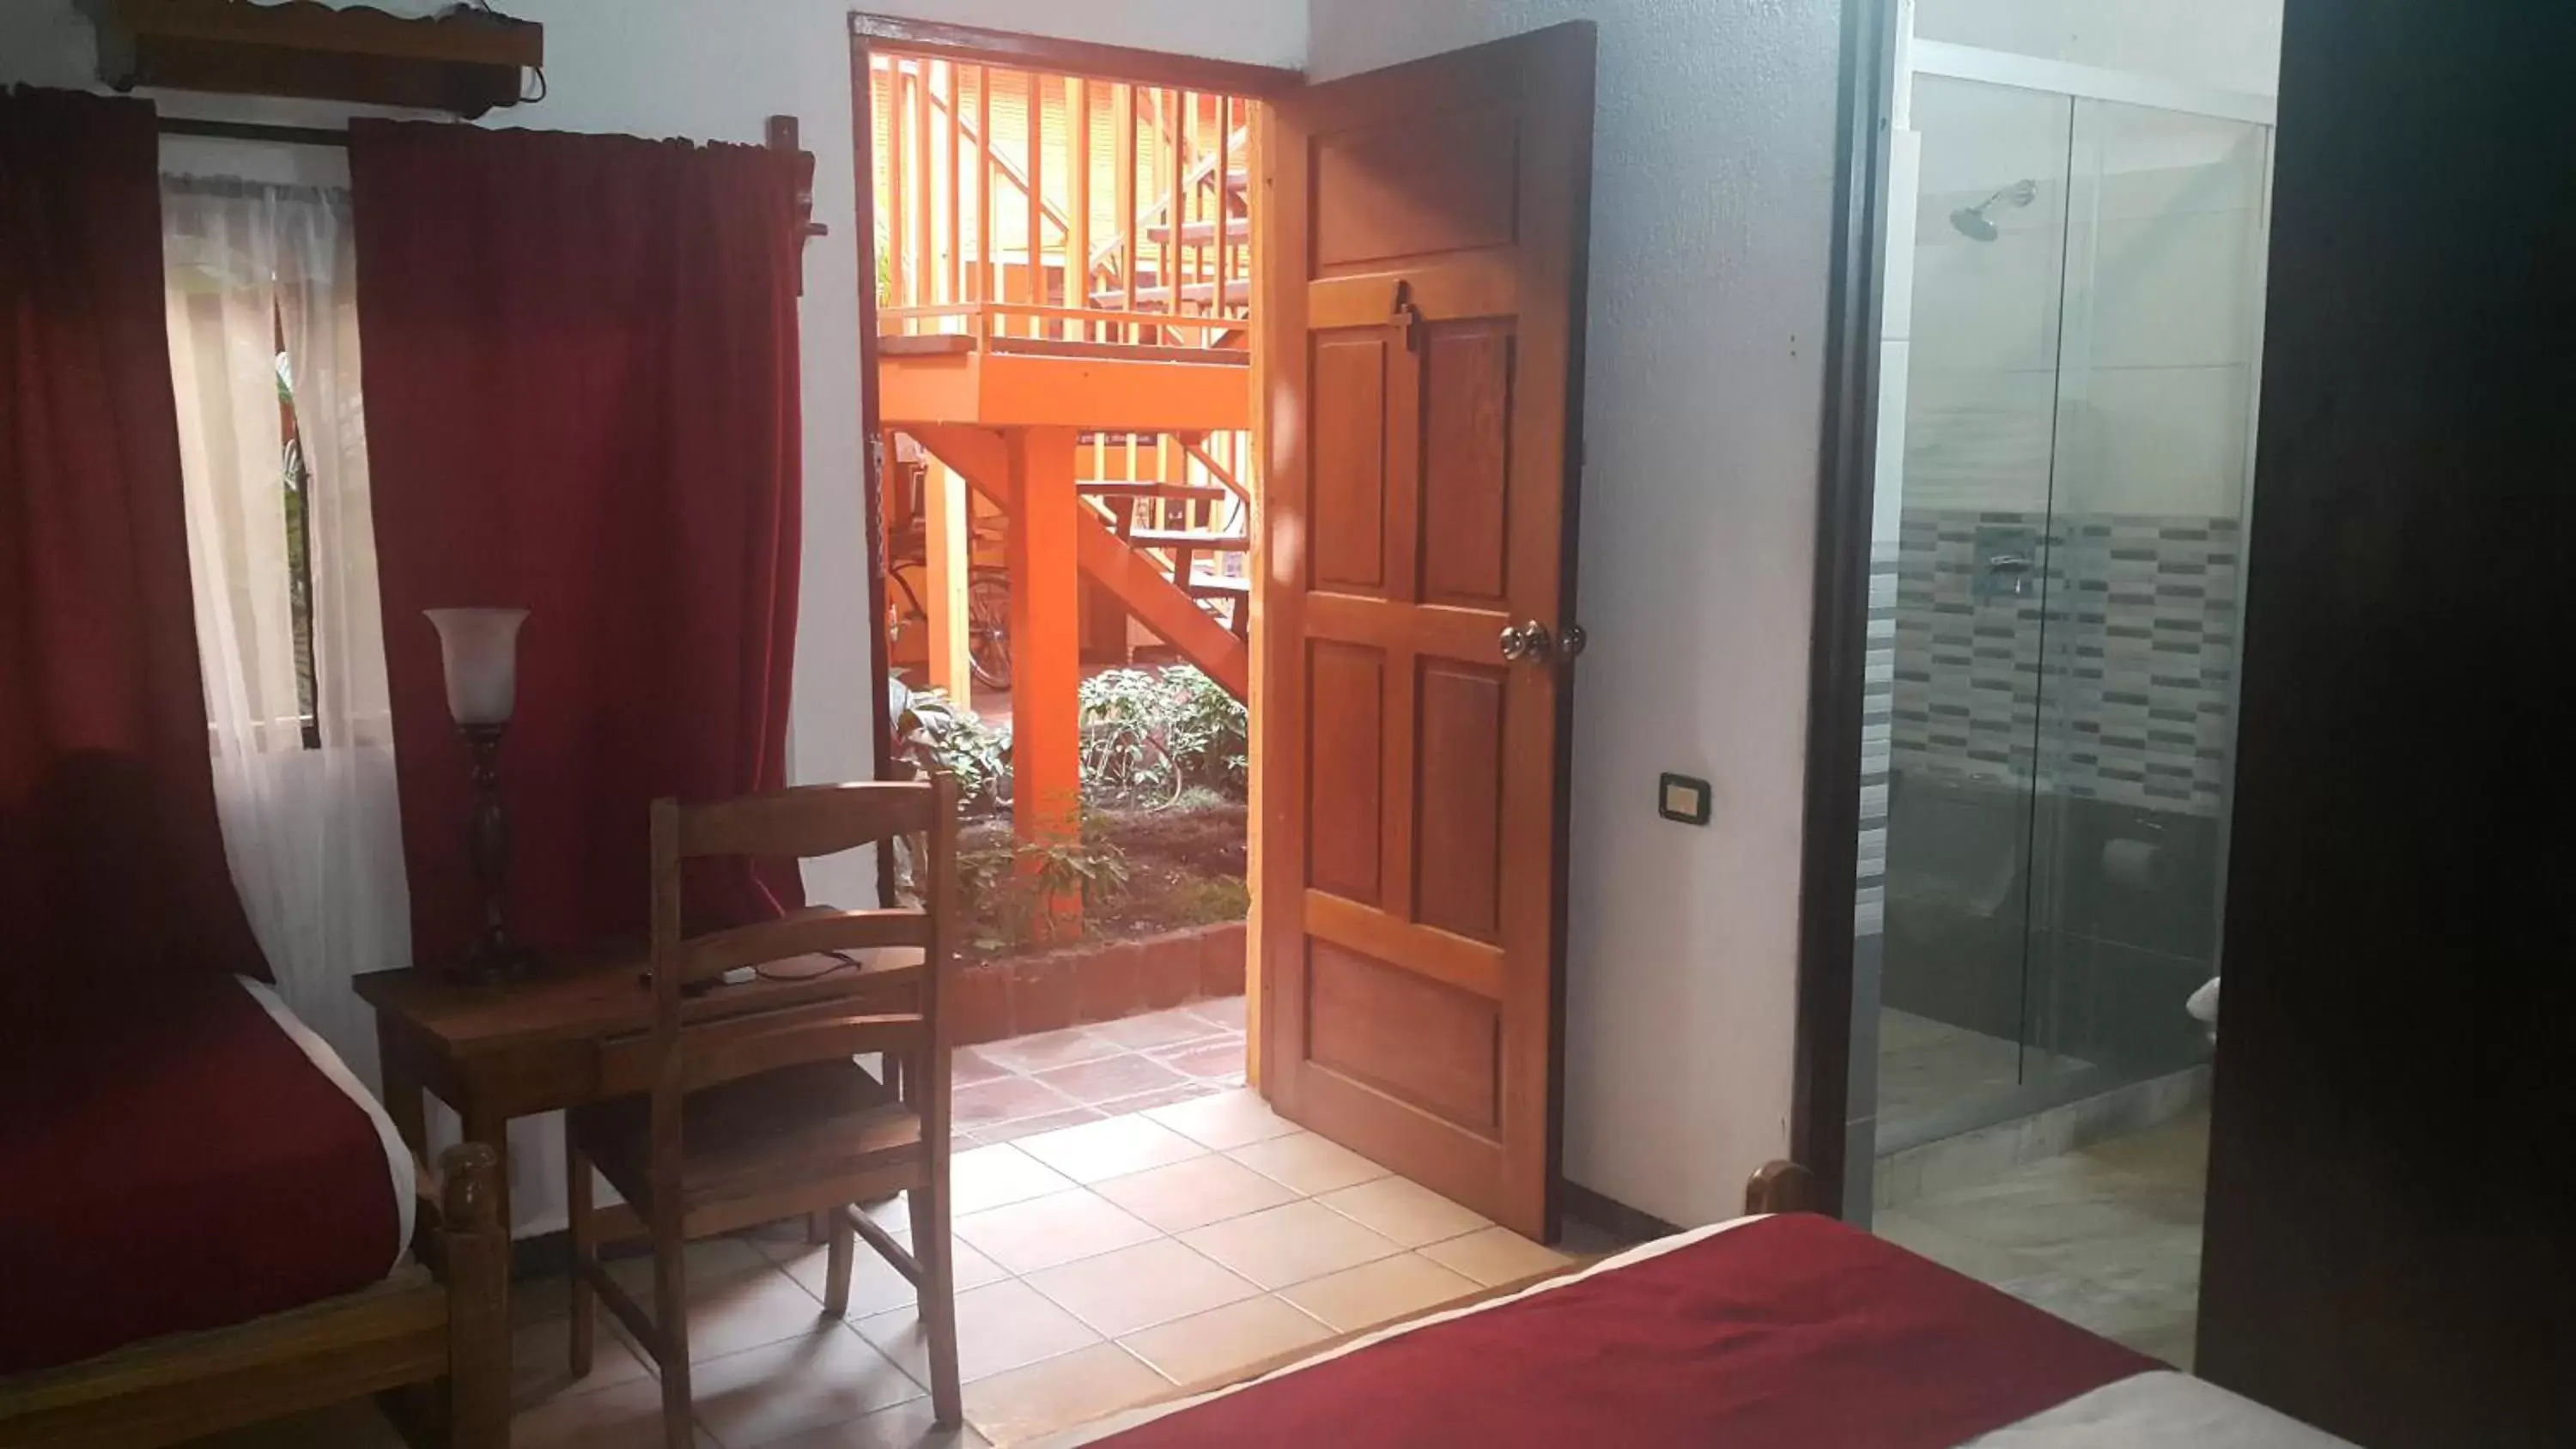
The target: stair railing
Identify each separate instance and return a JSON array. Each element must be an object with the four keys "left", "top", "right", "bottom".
[{"left": 872, "top": 52, "right": 1249, "bottom": 349}]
